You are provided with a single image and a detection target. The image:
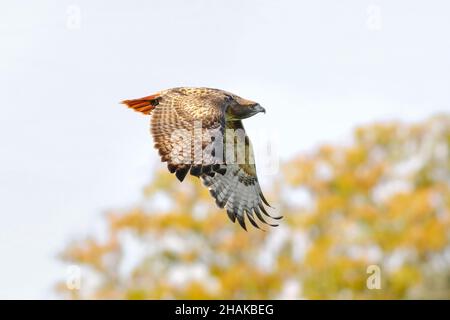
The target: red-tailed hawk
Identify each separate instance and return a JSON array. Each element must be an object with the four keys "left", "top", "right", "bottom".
[{"left": 122, "top": 87, "right": 281, "bottom": 230}]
